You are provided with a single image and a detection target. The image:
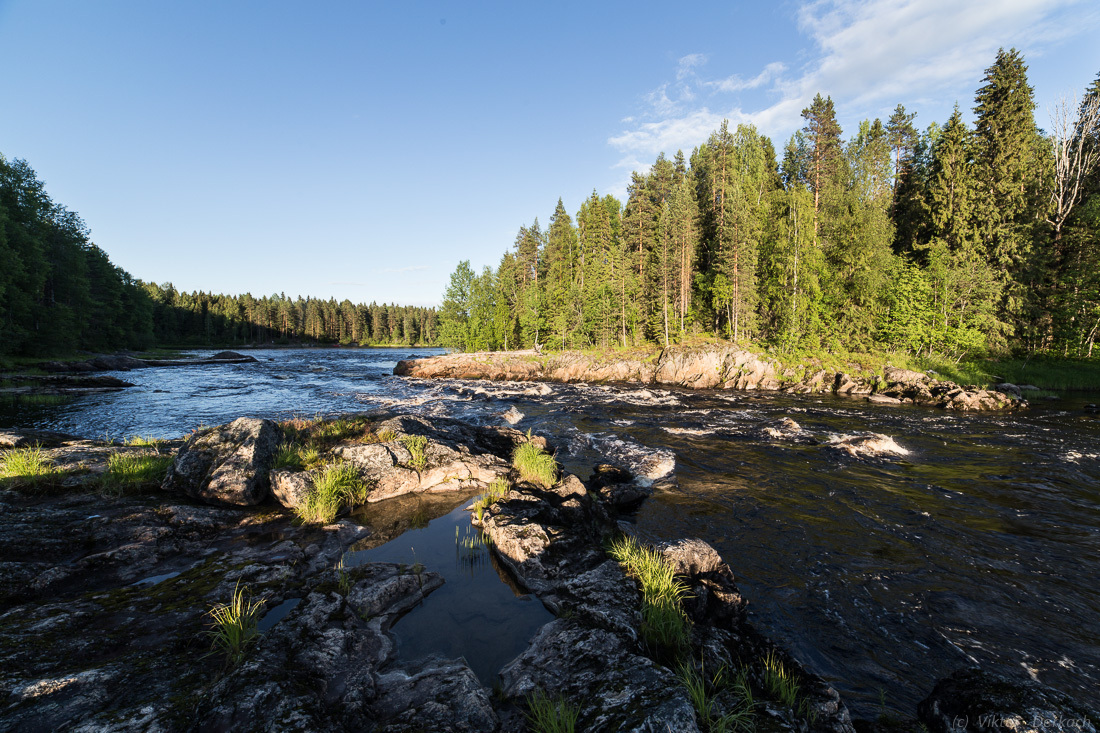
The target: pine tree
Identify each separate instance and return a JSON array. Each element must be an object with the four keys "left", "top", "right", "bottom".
[
  {"left": 801, "top": 94, "right": 843, "bottom": 240},
  {"left": 886, "top": 104, "right": 918, "bottom": 210}
]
